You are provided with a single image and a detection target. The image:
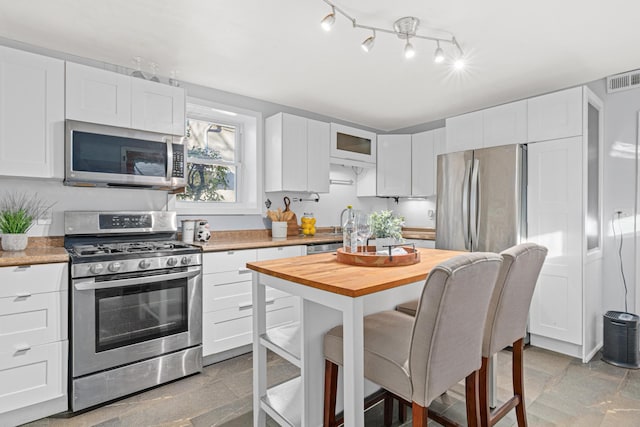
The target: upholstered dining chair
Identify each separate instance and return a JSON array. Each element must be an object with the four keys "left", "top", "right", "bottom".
[
  {"left": 323, "top": 252, "right": 503, "bottom": 427},
  {"left": 396, "top": 243, "right": 547, "bottom": 427}
]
